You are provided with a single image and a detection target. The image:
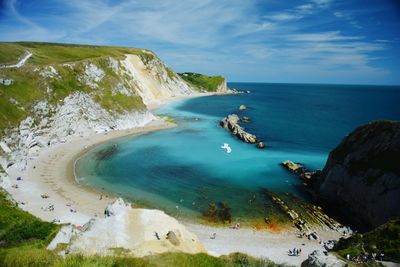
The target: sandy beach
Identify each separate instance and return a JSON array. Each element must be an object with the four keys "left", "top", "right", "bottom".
[{"left": 1, "top": 93, "right": 344, "bottom": 266}]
